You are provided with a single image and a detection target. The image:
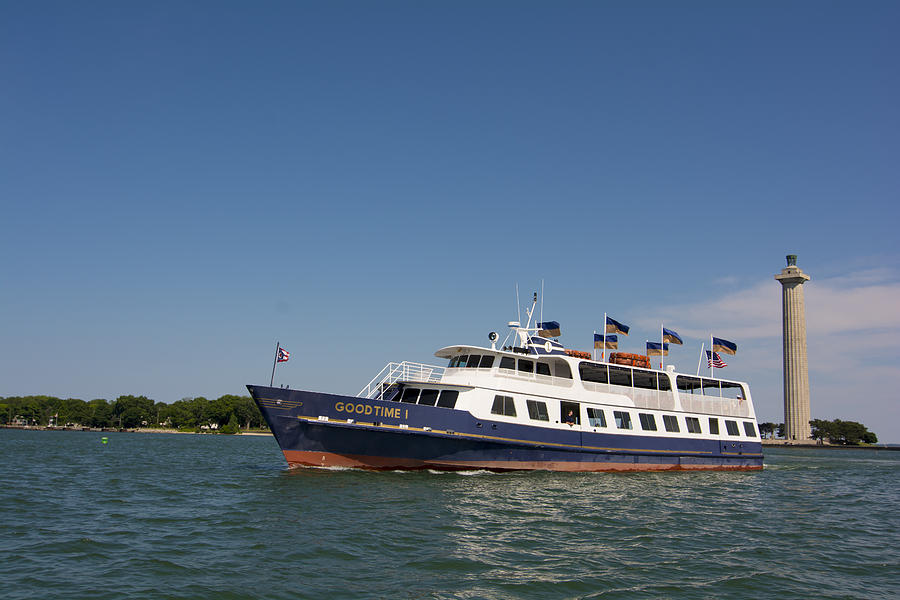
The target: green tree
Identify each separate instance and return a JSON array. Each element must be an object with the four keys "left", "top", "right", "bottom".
[
  {"left": 87, "top": 399, "right": 113, "bottom": 427},
  {"left": 113, "top": 395, "right": 154, "bottom": 428},
  {"left": 220, "top": 413, "right": 240, "bottom": 434}
]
